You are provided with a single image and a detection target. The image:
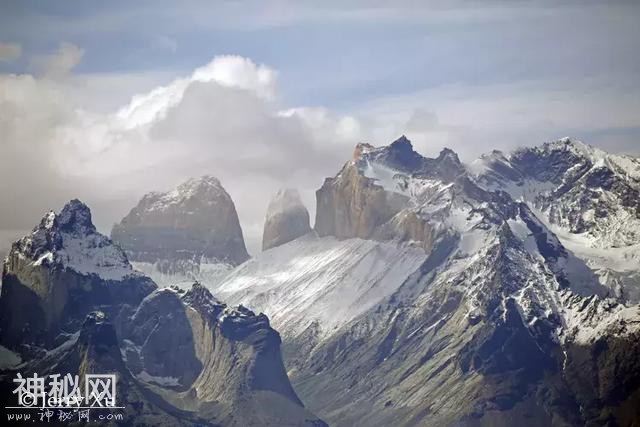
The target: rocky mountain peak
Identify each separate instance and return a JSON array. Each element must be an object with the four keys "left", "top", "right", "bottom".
[
  {"left": 77, "top": 310, "right": 120, "bottom": 352},
  {"left": 437, "top": 146, "right": 460, "bottom": 162},
  {"left": 117, "top": 281, "right": 326, "bottom": 425},
  {"left": 17, "top": 201, "right": 96, "bottom": 264},
  {"left": 475, "top": 137, "right": 640, "bottom": 248},
  {"left": 0, "top": 200, "right": 155, "bottom": 350},
  {"left": 57, "top": 199, "right": 96, "bottom": 234},
  {"left": 181, "top": 281, "right": 225, "bottom": 317},
  {"left": 353, "top": 142, "right": 375, "bottom": 160},
  {"left": 358, "top": 136, "right": 464, "bottom": 180},
  {"left": 316, "top": 136, "right": 469, "bottom": 242},
  {"left": 262, "top": 188, "right": 311, "bottom": 250},
  {"left": 176, "top": 174, "right": 224, "bottom": 196},
  {"left": 509, "top": 137, "right": 604, "bottom": 183},
  {"left": 543, "top": 136, "right": 597, "bottom": 155},
  {"left": 140, "top": 174, "right": 227, "bottom": 212},
  {"left": 389, "top": 134, "right": 413, "bottom": 150},
  {"left": 370, "top": 135, "right": 425, "bottom": 172},
  {"left": 111, "top": 175, "right": 249, "bottom": 267},
  {"left": 436, "top": 146, "right": 462, "bottom": 173},
  {"left": 266, "top": 189, "right": 306, "bottom": 219},
  {"left": 8, "top": 199, "right": 135, "bottom": 280}
]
